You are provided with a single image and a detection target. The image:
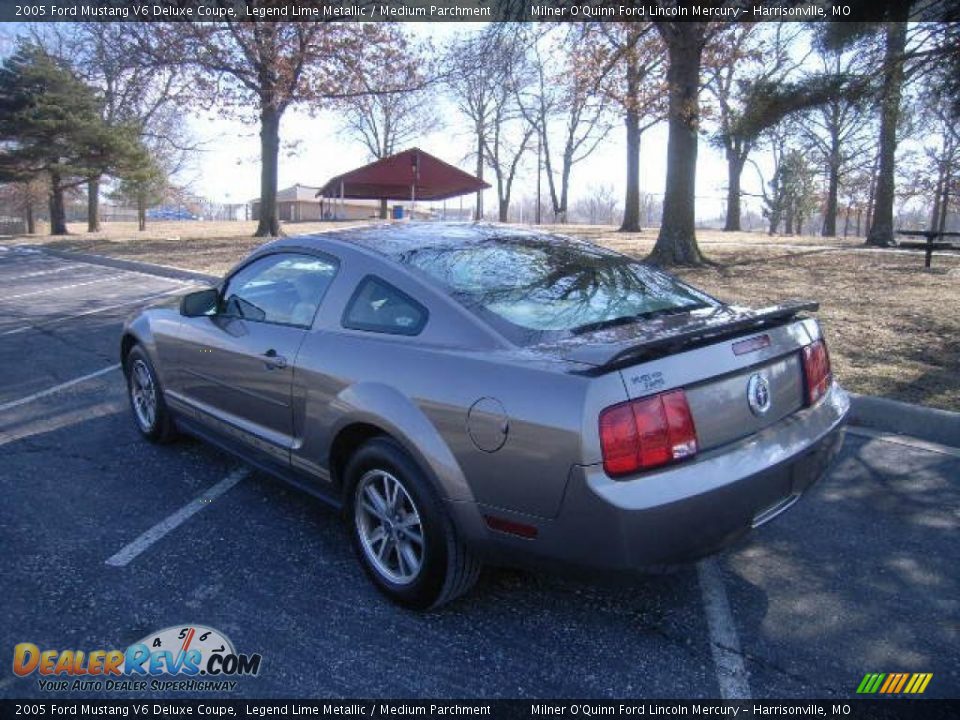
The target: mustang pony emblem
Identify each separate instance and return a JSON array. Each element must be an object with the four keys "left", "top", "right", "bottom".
[{"left": 747, "top": 373, "right": 772, "bottom": 416}]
